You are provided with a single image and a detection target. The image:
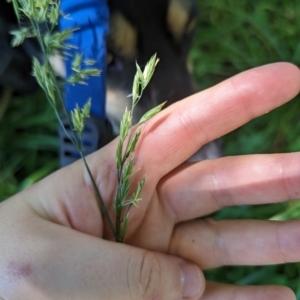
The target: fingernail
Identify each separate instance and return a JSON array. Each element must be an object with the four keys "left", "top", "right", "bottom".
[{"left": 180, "top": 262, "right": 201, "bottom": 298}]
